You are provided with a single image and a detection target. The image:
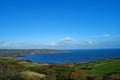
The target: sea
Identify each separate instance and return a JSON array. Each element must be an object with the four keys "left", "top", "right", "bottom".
[{"left": 18, "top": 49, "right": 120, "bottom": 64}]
